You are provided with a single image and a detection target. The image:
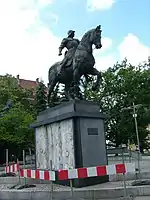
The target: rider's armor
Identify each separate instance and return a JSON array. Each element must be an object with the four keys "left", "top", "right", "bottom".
[{"left": 58, "top": 30, "right": 80, "bottom": 74}]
